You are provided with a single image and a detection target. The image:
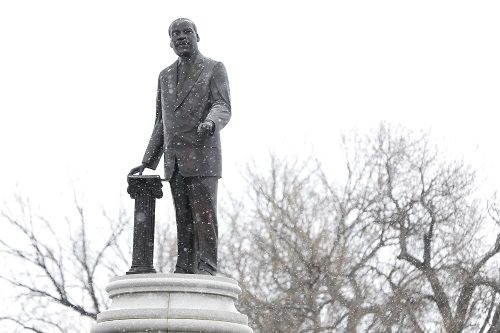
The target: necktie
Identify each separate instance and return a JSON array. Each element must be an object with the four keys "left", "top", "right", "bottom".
[{"left": 177, "top": 61, "right": 191, "bottom": 95}]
